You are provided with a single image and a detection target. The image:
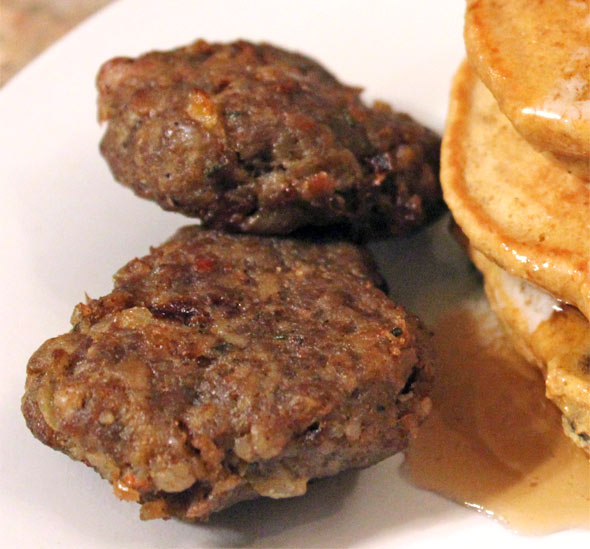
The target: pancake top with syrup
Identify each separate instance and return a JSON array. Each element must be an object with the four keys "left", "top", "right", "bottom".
[
  {"left": 441, "top": 61, "right": 590, "bottom": 319},
  {"left": 464, "top": 0, "right": 590, "bottom": 161}
]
